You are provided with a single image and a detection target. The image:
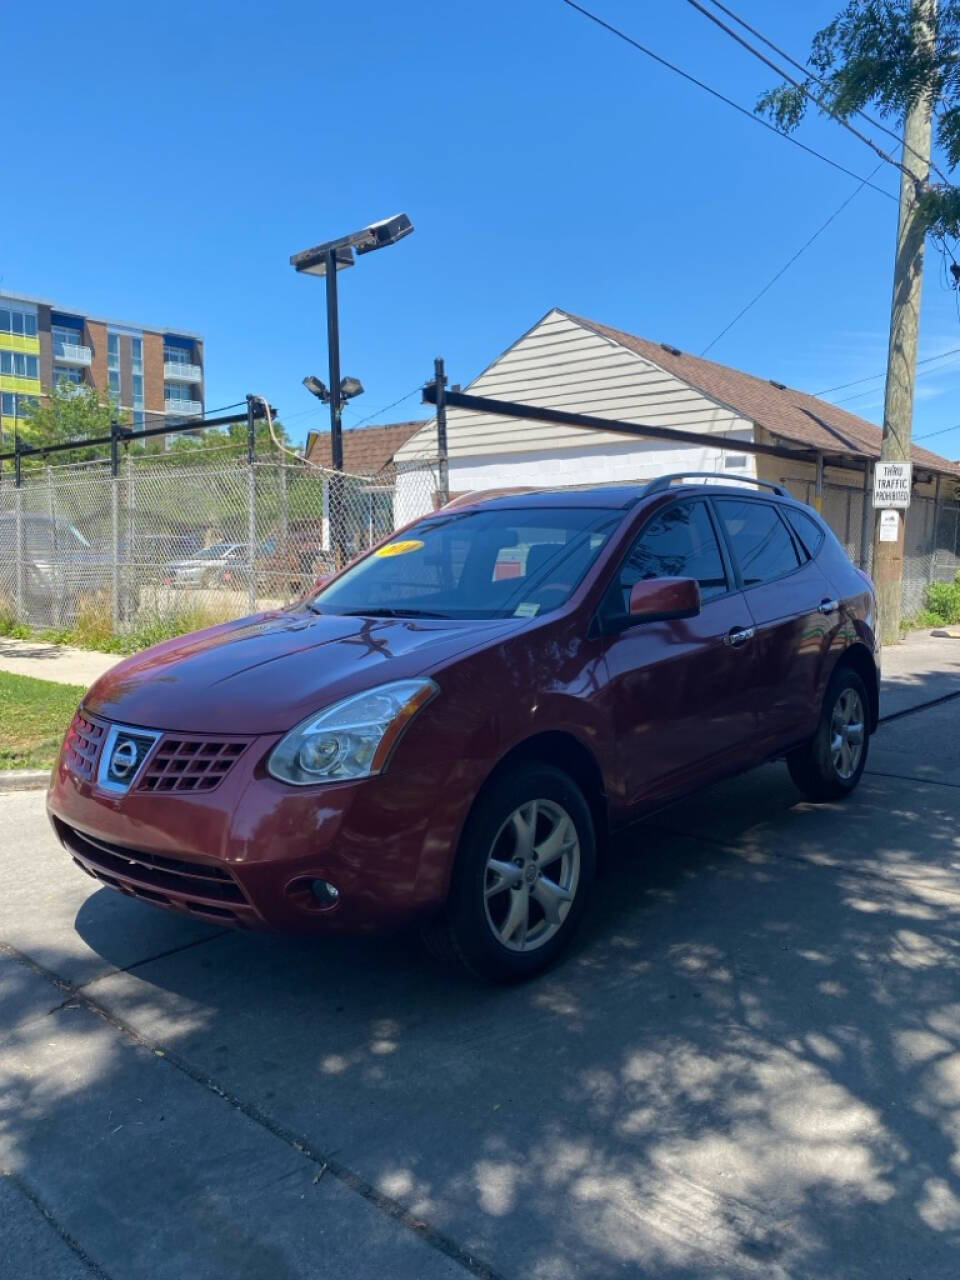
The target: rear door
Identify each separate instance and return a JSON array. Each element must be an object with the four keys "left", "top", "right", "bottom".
[
  {"left": 711, "top": 497, "right": 838, "bottom": 753},
  {"left": 596, "top": 497, "right": 760, "bottom": 806}
]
